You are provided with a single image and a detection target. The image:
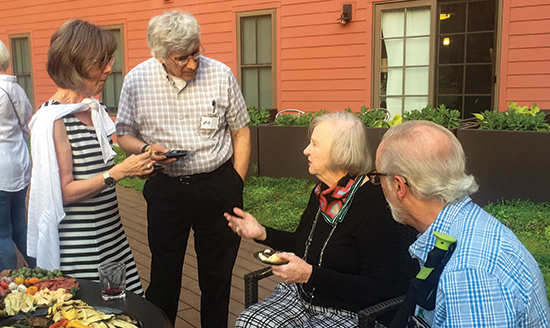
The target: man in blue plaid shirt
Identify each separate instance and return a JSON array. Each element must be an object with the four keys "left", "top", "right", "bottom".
[{"left": 374, "top": 120, "right": 549, "bottom": 327}]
